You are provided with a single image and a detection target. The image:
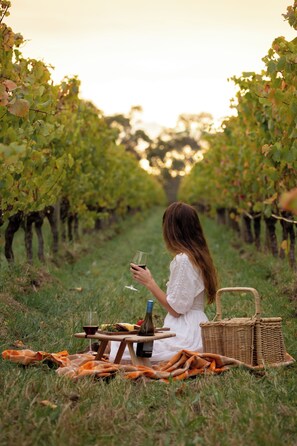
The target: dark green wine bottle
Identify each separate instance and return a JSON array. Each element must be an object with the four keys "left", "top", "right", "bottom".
[{"left": 136, "top": 299, "right": 154, "bottom": 358}]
